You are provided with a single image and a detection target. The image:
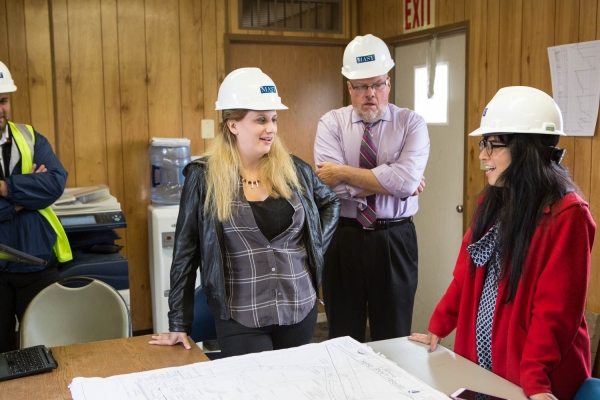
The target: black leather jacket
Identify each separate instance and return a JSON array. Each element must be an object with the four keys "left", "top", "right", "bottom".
[{"left": 168, "top": 155, "right": 340, "bottom": 333}]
